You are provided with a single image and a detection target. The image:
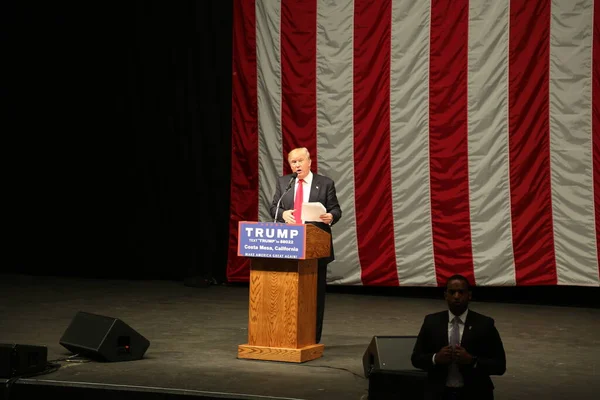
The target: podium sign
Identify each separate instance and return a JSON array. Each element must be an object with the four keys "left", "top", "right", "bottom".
[{"left": 237, "top": 221, "right": 305, "bottom": 259}]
